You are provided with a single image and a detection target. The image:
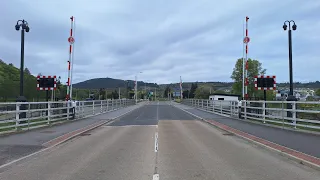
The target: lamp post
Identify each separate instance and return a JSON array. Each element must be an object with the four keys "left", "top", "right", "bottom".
[
  {"left": 283, "top": 20, "right": 297, "bottom": 117},
  {"left": 15, "top": 19, "right": 30, "bottom": 121},
  {"left": 15, "top": 20, "right": 30, "bottom": 100}
]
